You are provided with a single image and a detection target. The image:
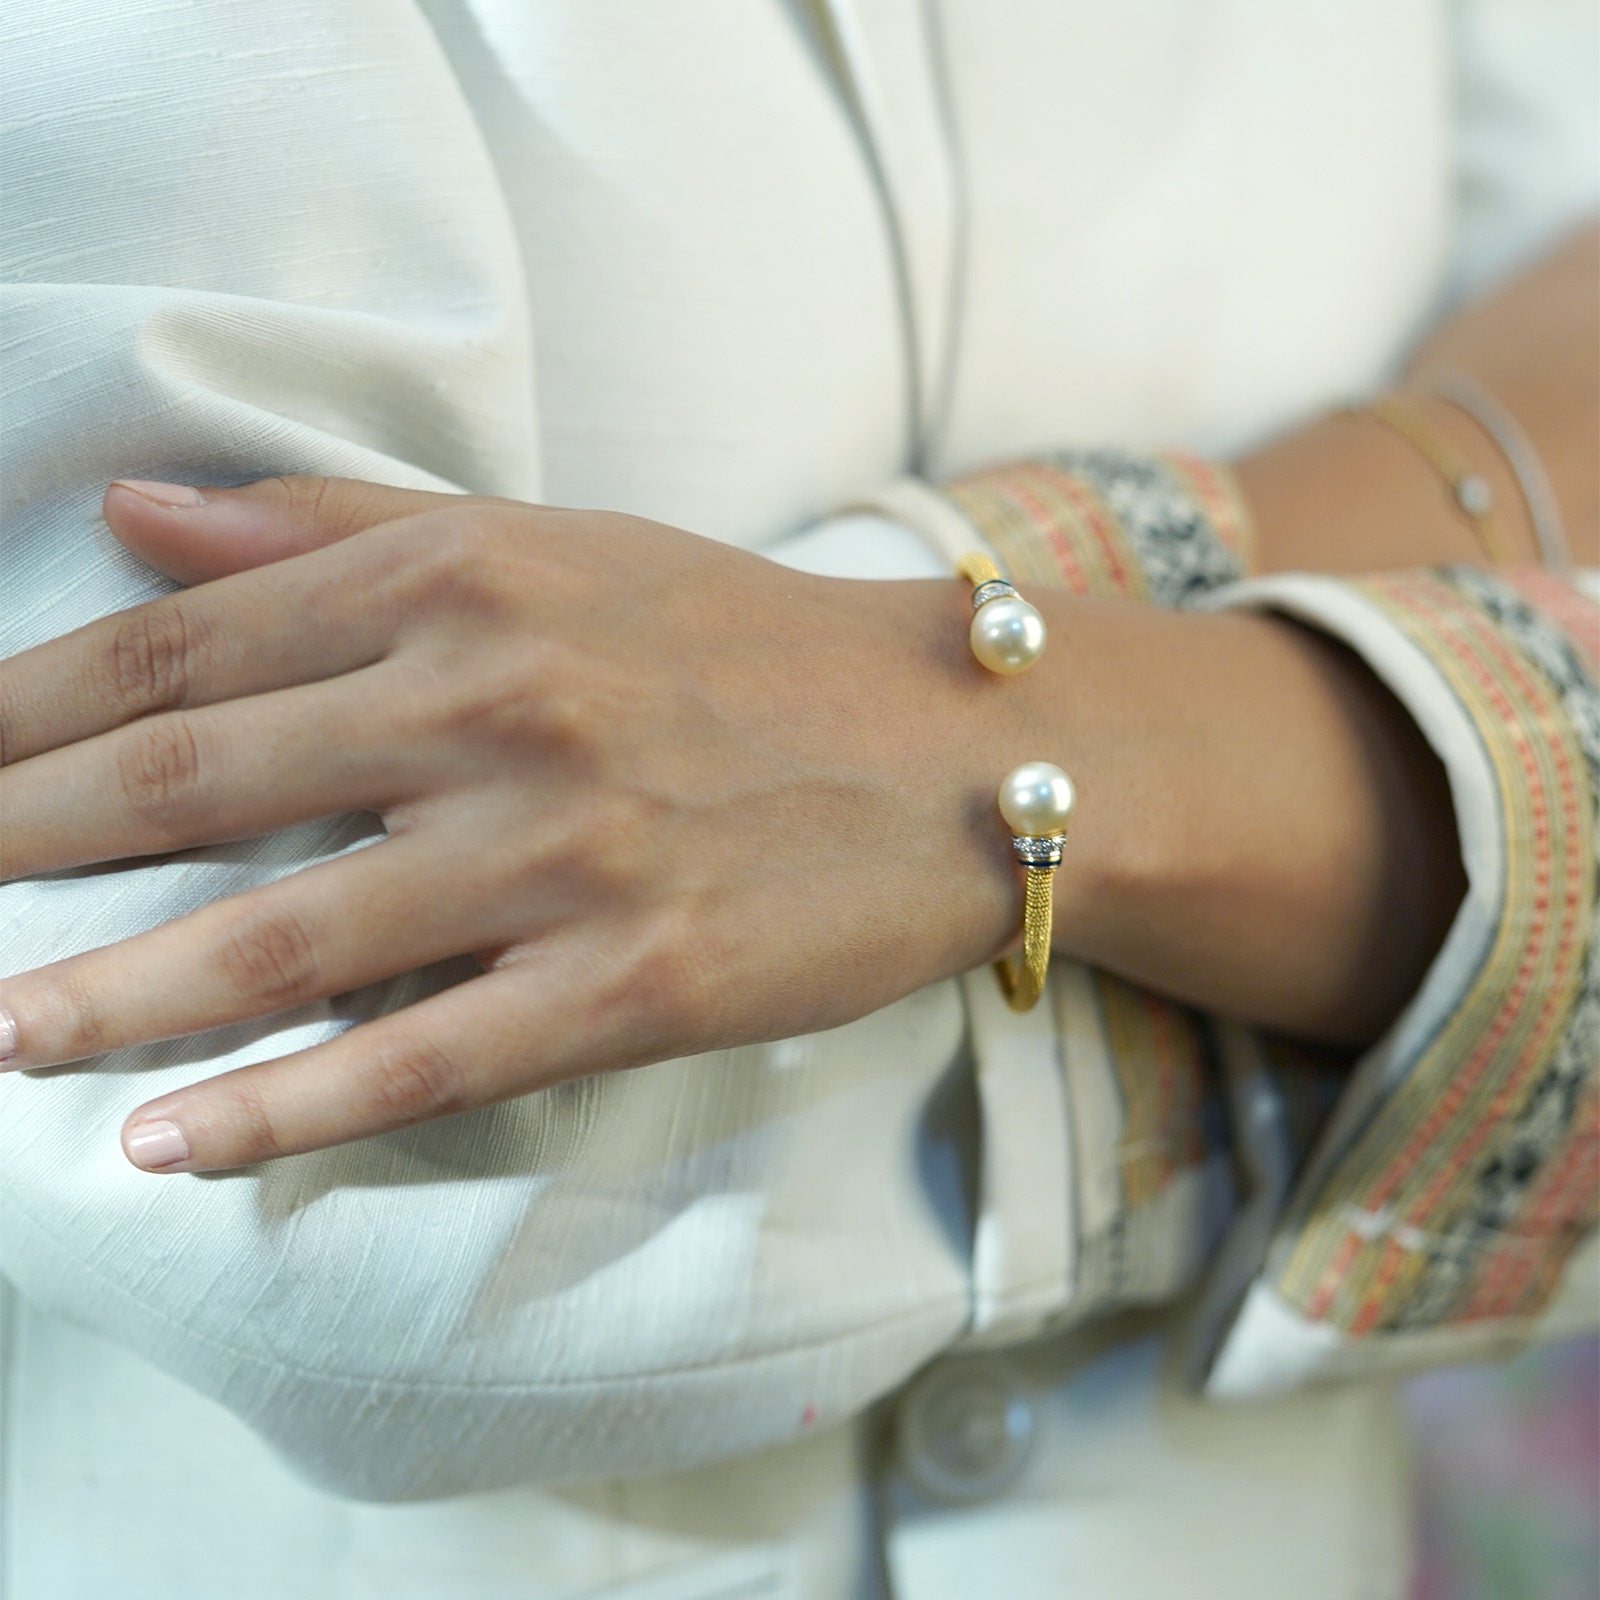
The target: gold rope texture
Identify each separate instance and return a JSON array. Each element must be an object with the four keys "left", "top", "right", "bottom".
[
  {"left": 995, "top": 863, "right": 1055, "bottom": 1012},
  {"left": 957, "top": 551, "right": 1003, "bottom": 589}
]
